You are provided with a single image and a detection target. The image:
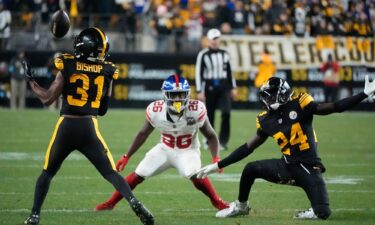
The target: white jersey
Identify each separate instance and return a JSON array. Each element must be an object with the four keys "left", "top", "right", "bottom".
[{"left": 146, "top": 99, "right": 207, "bottom": 150}]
